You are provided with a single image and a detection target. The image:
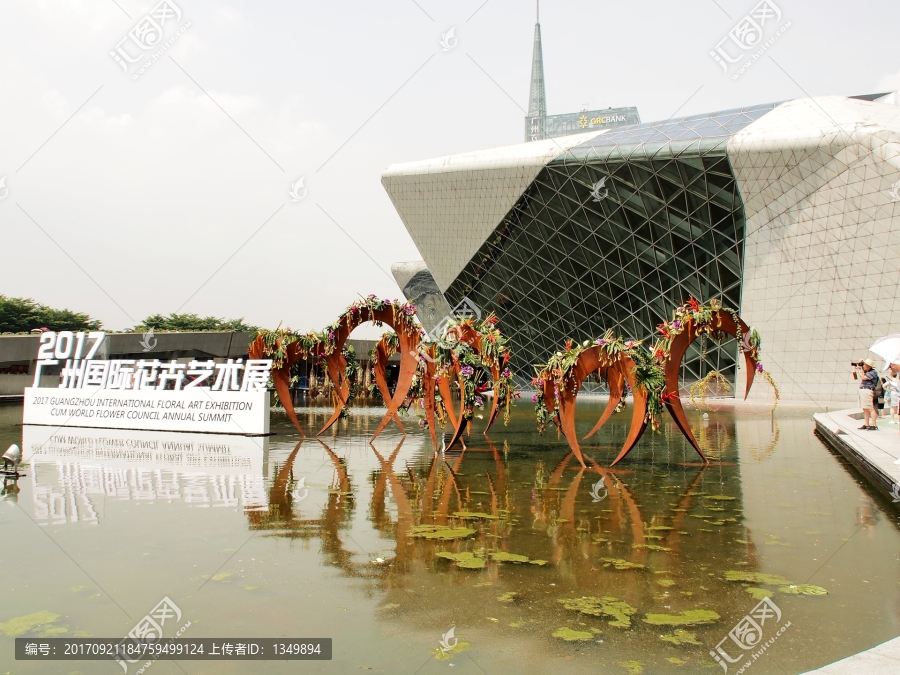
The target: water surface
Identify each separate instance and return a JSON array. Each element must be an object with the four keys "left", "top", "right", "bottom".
[{"left": 1, "top": 401, "right": 899, "bottom": 675}]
